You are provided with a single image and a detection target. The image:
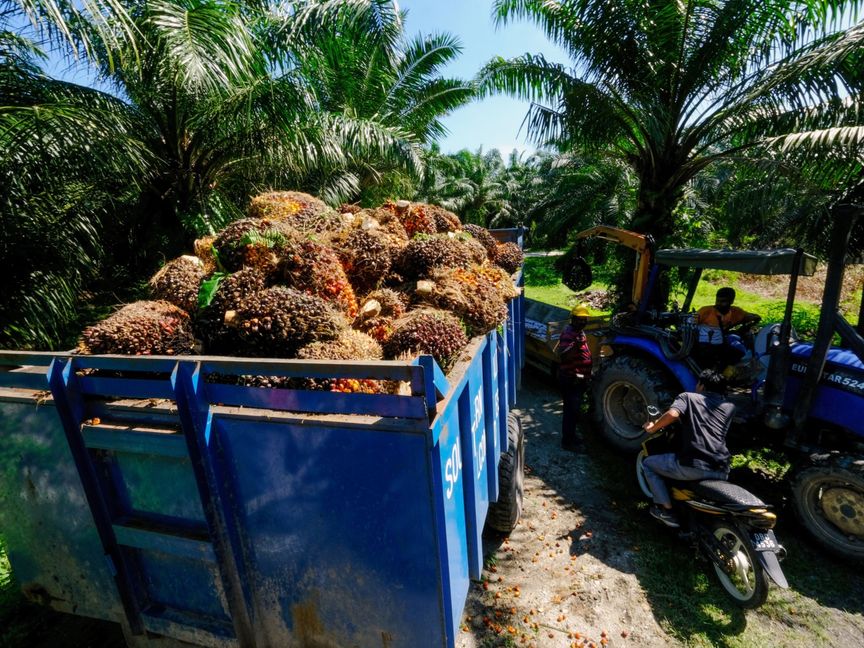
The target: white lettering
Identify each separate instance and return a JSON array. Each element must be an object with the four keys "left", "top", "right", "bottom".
[{"left": 445, "top": 440, "right": 461, "bottom": 500}]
